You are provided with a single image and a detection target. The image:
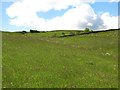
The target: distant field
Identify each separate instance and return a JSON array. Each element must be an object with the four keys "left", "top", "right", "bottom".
[{"left": 2, "top": 30, "right": 118, "bottom": 88}]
